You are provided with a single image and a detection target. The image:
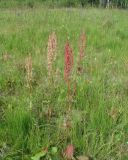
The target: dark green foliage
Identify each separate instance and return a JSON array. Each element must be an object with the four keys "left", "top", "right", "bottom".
[
  {"left": 27, "top": 1, "right": 34, "bottom": 8},
  {"left": 0, "top": 0, "right": 127, "bottom": 8},
  {"left": 112, "top": 0, "right": 128, "bottom": 8},
  {"left": 79, "top": 0, "right": 88, "bottom": 7}
]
